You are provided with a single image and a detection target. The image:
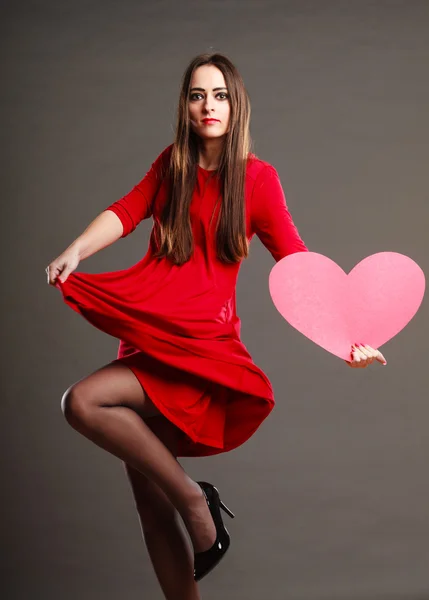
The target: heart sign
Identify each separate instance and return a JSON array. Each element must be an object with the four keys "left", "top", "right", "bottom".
[{"left": 269, "top": 252, "right": 425, "bottom": 361}]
